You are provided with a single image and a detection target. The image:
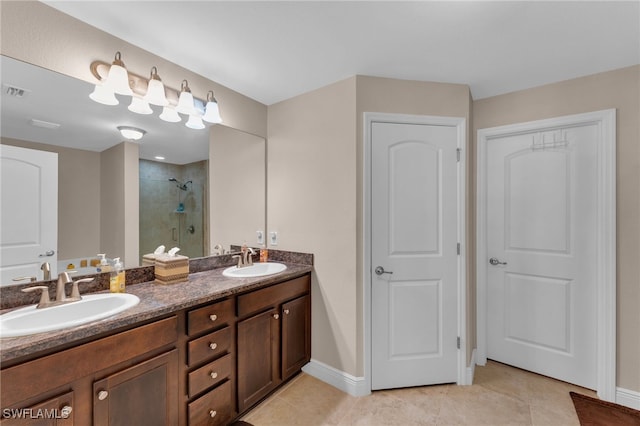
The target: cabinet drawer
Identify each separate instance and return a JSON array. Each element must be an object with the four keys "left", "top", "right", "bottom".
[
  {"left": 188, "top": 353, "right": 232, "bottom": 398},
  {"left": 188, "top": 327, "right": 231, "bottom": 367},
  {"left": 188, "top": 380, "right": 231, "bottom": 426},
  {"left": 187, "top": 298, "right": 234, "bottom": 336},
  {"left": 237, "top": 275, "right": 310, "bottom": 318}
]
